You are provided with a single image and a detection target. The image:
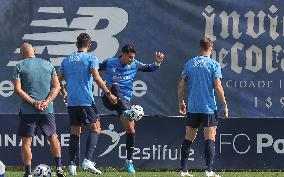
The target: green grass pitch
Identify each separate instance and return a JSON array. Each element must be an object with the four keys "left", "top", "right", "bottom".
[{"left": 6, "top": 171, "right": 284, "bottom": 177}]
